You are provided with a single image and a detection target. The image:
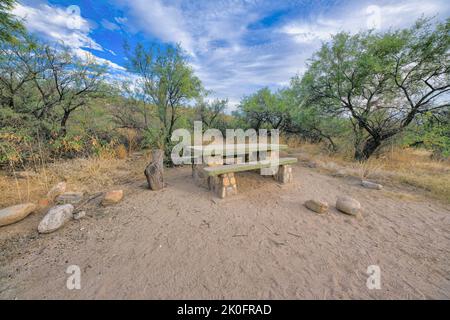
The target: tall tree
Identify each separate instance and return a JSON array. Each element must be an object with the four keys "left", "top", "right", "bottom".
[
  {"left": 301, "top": 18, "right": 449, "bottom": 160},
  {"left": 0, "top": 36, "right": 36, "bottom": 113},
  {"left": 36, "top": 46, "right": 107, "bottom": 136},
  {"left": 0, "top": 37, "right": 106, "bottom": 137},
  {"left": 127, "top": 43, "right": 202, "bottom": 157}
]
